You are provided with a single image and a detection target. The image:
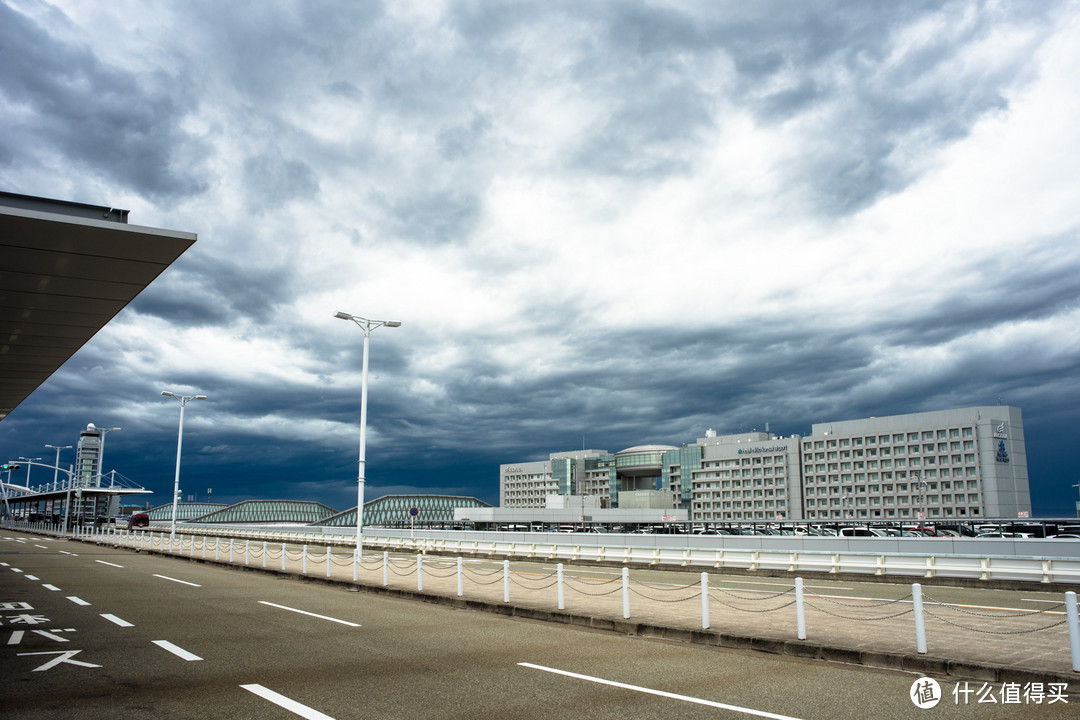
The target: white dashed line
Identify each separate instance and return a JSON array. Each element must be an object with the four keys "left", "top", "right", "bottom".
[
  {"left": 153, "top": 640, "right": 203, "bottom": 661},
  {"left": 95, "top": 560, "right": 124, "bottom": 568},
  {"left": 241, "top": 684, "right": 336, "bottom": 720},
  {"left": 257, "top": 601, "right": 360, "bottom": 627},
  {"left": 519, "top": 663, "right": 805, "bottom": 720},
  {"left": 67, "top": 596, "right": 90, "bottom": 606},
  {"left": 42, "top": 584, "right": 61, "bottom": 591},
  {"left": 153, "top": 574, "right": 201, "bottom": 587},
  {"left": 100, "top": 614, "right": 133, "bottom": 627}
]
